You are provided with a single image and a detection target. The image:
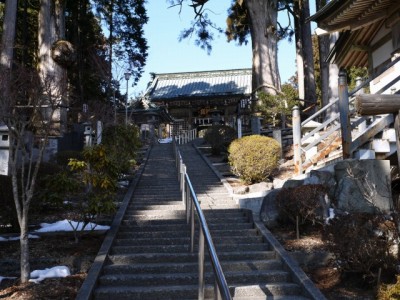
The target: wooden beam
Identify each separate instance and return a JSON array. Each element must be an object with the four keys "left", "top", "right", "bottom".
[{"left": 355, "top": 94, "right": 400, "bottom": 115}]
